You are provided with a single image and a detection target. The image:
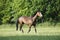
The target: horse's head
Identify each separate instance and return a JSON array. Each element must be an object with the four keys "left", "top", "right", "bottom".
[{"left": 36, "top": 11, "right": 43, "bottom": 17}]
